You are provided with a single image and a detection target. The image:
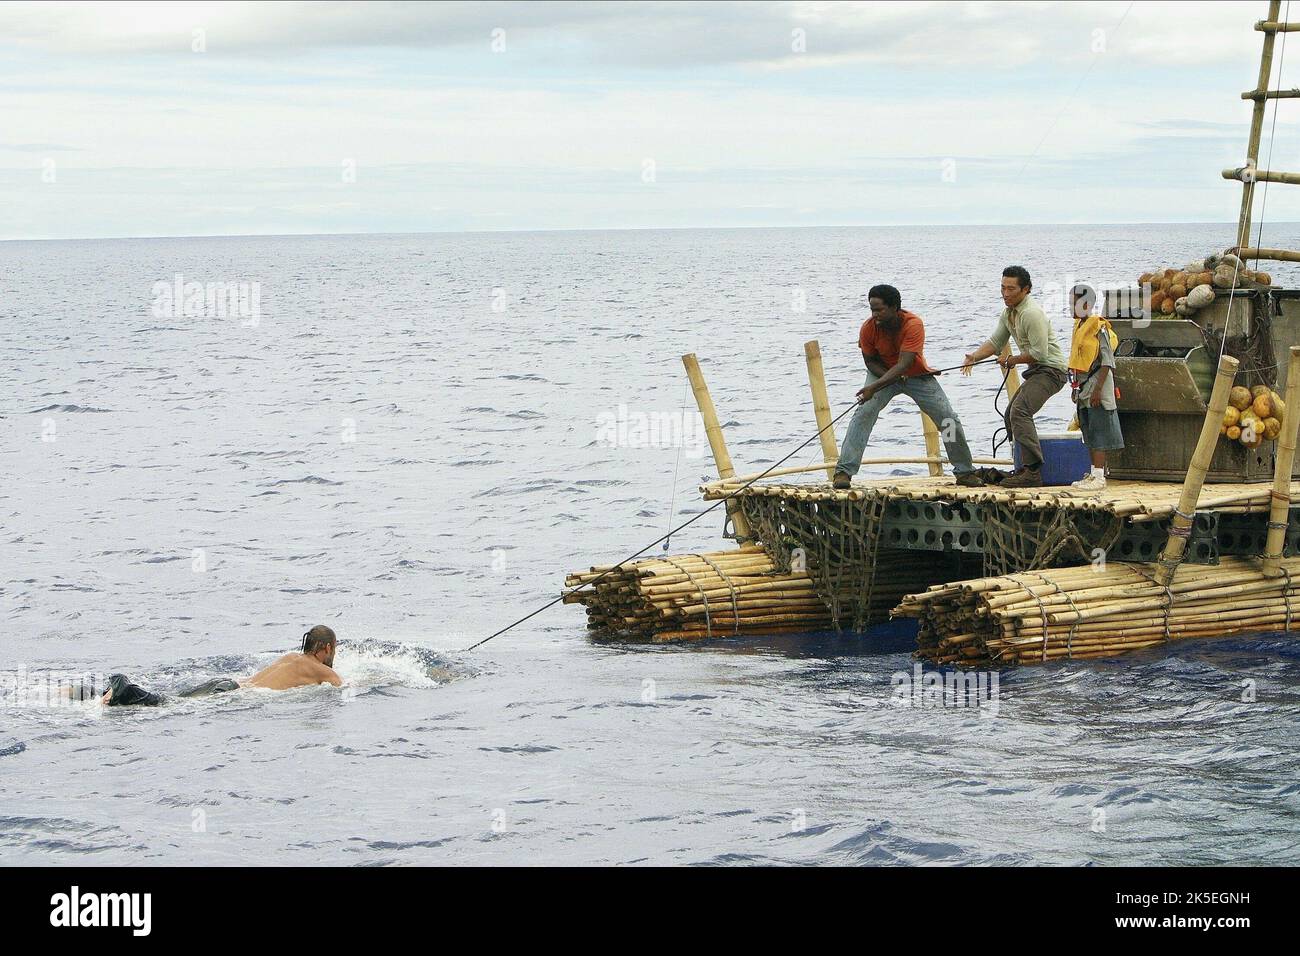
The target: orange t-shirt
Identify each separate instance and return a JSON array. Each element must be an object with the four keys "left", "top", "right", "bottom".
[{"left": 858, "top": 309, "right": 938, "bottom": 376}]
